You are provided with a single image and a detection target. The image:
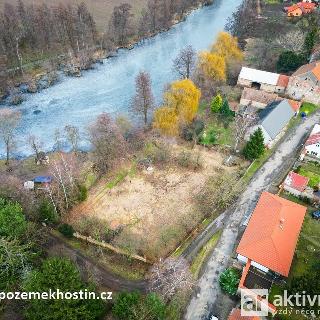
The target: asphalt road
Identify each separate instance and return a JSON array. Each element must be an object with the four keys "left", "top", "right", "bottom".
[{"left": 185, "top": 111, "right": 320, "bottom": 320}]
